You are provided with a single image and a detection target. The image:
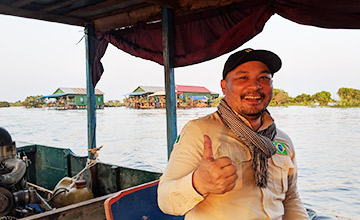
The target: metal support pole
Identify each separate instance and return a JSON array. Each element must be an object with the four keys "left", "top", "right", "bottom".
[
  {"left": 85, "top": 24, "right": 97, "bottom": 159},
  {"left": 162, "top": 7, "right": 177, "bottom": 159}
]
